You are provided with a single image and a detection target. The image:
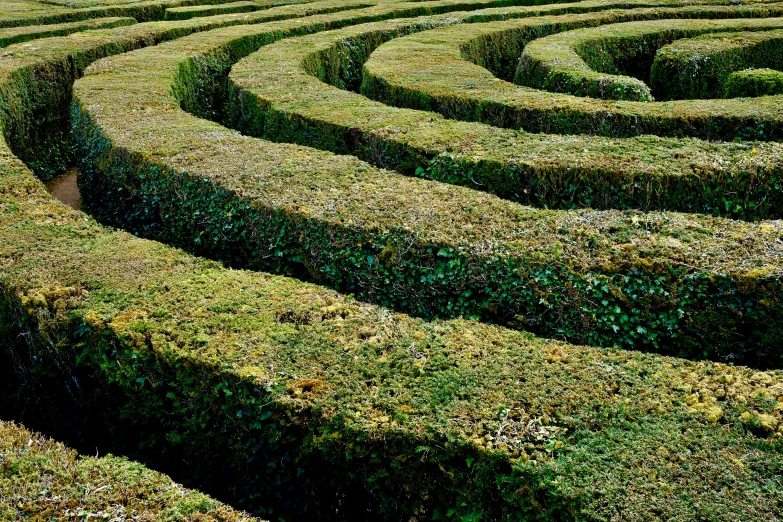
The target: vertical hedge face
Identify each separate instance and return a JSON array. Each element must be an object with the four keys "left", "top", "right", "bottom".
[
  {"left": 0, "top": 420, "right": 264, "bottom": 520},
  {"left": 649, "top": 29, "right": 783, "bottom": 99},
  {"left": 1, "top": 0, "right": 783, "bottom": 521}
]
